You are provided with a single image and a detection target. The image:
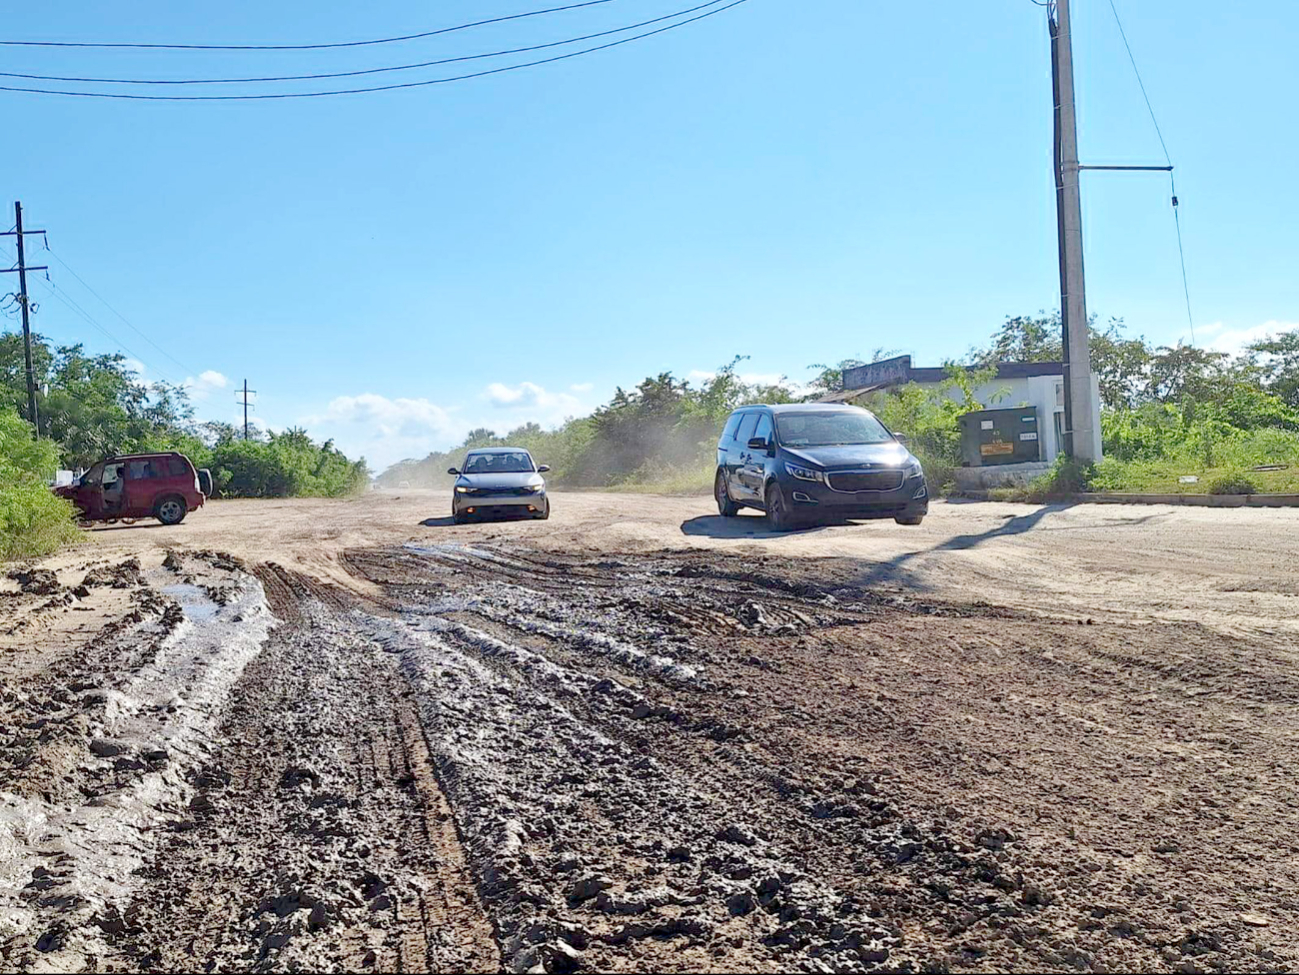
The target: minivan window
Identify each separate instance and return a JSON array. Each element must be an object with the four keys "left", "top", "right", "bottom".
[
  {"left": 720, "top": 413, "right": 743, "bottom": 444},
  {"left": 734, "top": 413, "right": 759, "bottom": 446},
  {"left": 752, "top": 413, "right": 773, "bottom": 445},
  {"left": 776, "top": 411, "right": 892, "bottom": 447}
]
